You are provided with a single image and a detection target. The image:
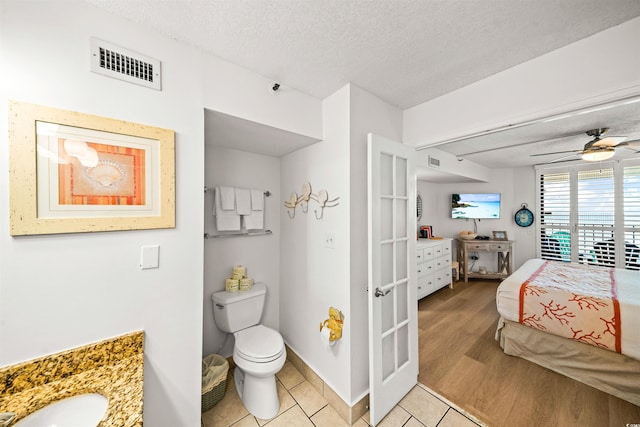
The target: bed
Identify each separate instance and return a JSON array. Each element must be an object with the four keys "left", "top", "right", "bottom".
[{"left": 495, "top": 258, "right": 640, "bottom": 406}]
